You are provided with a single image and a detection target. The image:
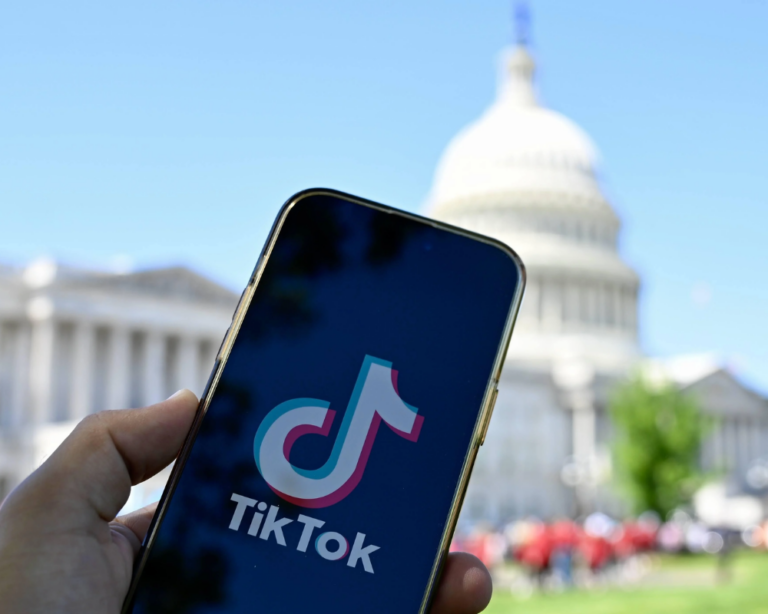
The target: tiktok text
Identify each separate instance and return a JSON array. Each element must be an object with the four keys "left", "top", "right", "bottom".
[{"left": 227, "top": 492, "right": 381, "bottom": 573}]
